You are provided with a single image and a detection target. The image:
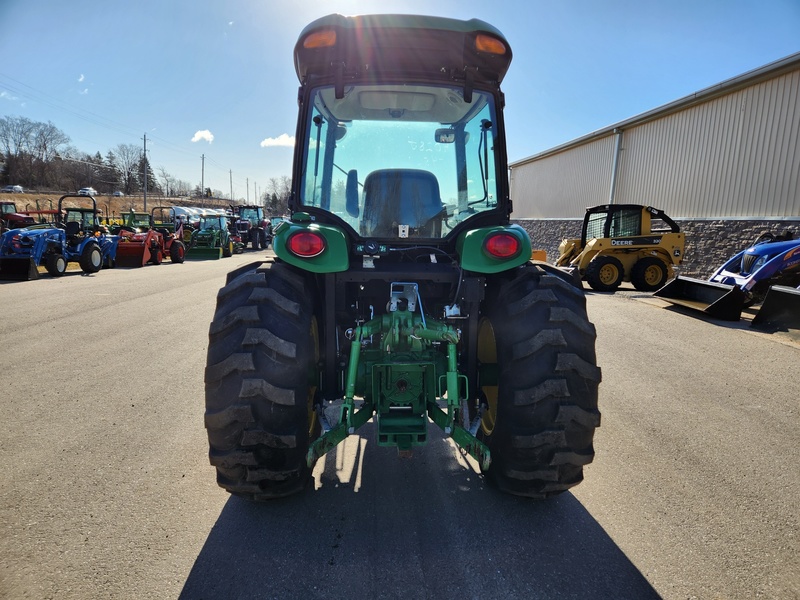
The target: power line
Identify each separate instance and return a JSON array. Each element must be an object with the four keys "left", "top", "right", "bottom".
[{"left": 0, "top": 72, "right": 265, "bottom": 192}]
